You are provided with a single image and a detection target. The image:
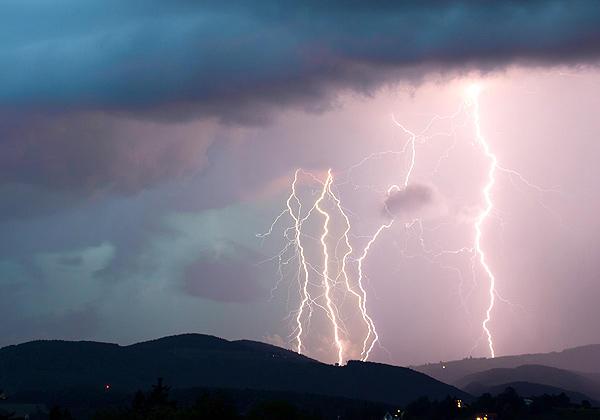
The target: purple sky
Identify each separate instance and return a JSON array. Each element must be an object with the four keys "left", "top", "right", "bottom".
[{"left": 1, "top": 2, "right": 600, "bottom": 366}]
